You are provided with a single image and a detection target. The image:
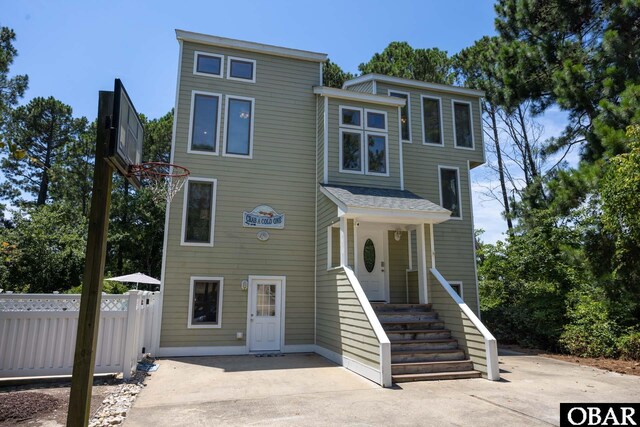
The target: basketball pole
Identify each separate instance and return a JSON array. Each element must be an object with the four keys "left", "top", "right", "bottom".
[{"left": 68, "top": 91, "right": 115, "bottom": 427}]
